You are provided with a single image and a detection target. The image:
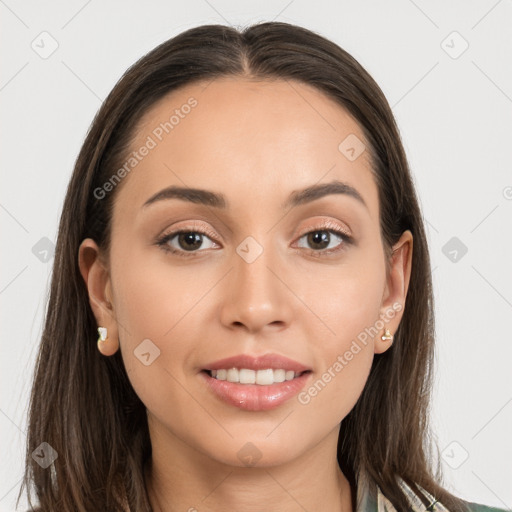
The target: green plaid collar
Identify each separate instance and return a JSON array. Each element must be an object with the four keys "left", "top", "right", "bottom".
[
  {"left": 355, "top": 471, "right": 508, "bottom": 511},
  {"left": 356, "top": 471, "right": 450, "bottom": 511}
]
